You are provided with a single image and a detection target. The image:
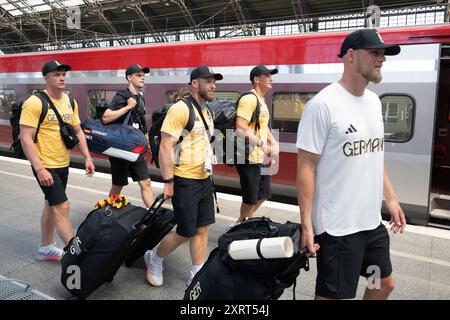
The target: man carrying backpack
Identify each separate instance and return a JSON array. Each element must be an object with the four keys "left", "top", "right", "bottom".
[
  {"left": 144, "top": 65, "right": 222, "bottom": 287},
  {"left": 19, "top": 60, "right": 95, "bottom": 261},
  {"left": 101, "top": 64, "right": 154, "bottom": 208},
  {"left": 234, "top": 65, "right": 279, "bottom": 223}
]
